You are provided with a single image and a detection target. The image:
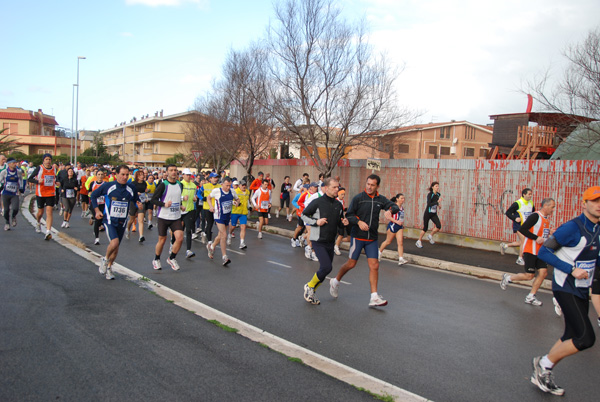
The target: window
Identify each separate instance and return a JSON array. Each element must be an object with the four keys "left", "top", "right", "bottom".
[
  {"left": 428, "top": 145, "right": 438, "bottom": 155},
  {"left": 440, "top": 146, "right": 450, "bottom": 156},
  {"left": 465, "top": 126, "right": 476, "bottom": 140},
  {"left": 397, "top": 143, "right": 409, "bottom": 154},
  {"left": 37, "top": 149, "right": 53, "bottom": 155},
  {"left": 463, "top": 147, "right": 474, "bottom": 157},
  {"left": 479, "top": 148, "right": 489, "bottom": 158},
  {"left": 3, "top": 123, "right": 18, "bottom": 134},
  {"left": 440, "top": 127, "right": 451, "bottom": 139}
]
